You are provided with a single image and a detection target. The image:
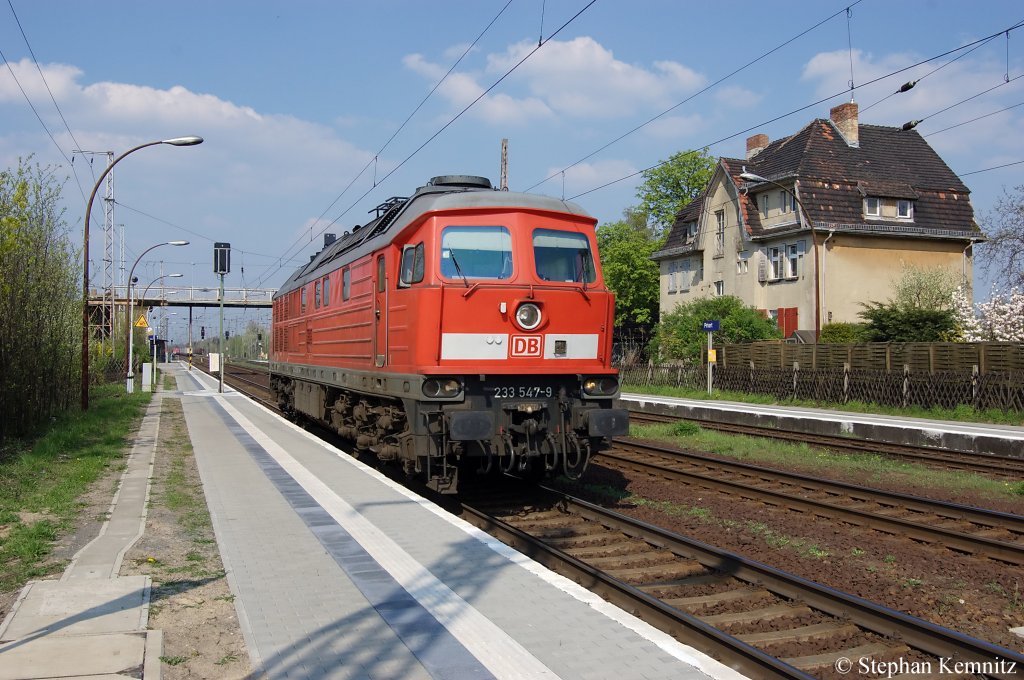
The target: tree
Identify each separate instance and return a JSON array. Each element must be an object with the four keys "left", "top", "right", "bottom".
[
  {"left": 652, "top": 296, "right": 781, "bottom": 363},
  {"left": 951, "top": 286, "right": 1024, "bottom": 341},
  {"left": 858, "top": 302, "right": 955, "bottom": 342},
  {"left": 597, "top": 211, "right": 663, "bottom": 327},
  {"left": 891, "top": 264, "right": 959, "bottom": 311},
  {"left": 636, "top": 148, "right": 716, "bottom": 236},
  {"left": 978, "top": 185, "right": 1024, "bottom": 291},
  {"left": 0, "top": 157, "right": 78, "bottom": 443}
]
